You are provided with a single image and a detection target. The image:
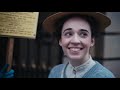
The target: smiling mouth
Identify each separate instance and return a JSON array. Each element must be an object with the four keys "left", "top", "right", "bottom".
[{"left": 68, "top": 47, "right": 84, "bottom": 52}]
